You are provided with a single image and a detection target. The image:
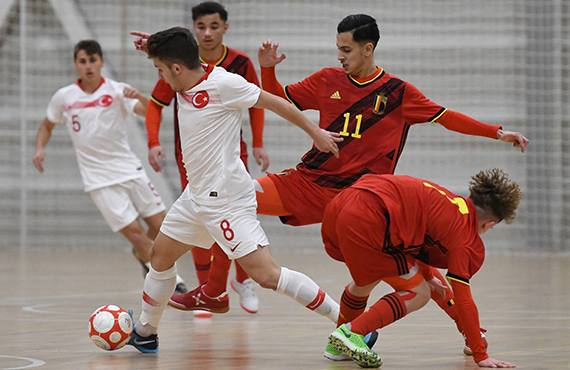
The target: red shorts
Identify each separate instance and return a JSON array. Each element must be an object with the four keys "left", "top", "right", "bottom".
[
  {"left": 322, "top": 187, "right": 415, "bottom": 286},
  {"left": 266, "top": 169, "right": 341, "bottom": 226}
]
